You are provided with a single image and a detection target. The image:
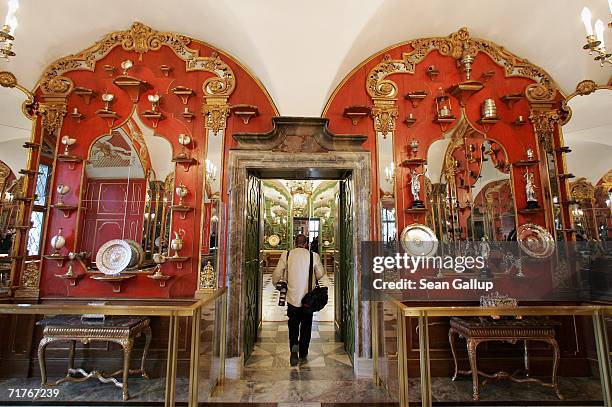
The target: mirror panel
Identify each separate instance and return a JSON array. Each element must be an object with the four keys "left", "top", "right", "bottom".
[{"left": 79, "top": 113, "right": 173, "bottom": 269}]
